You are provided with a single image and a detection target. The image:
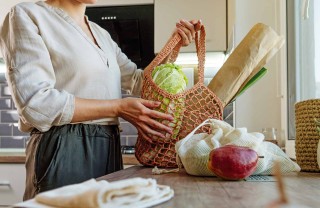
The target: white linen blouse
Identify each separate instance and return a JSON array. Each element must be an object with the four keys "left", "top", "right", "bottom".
[{"left": 0, "top": 1, "right": 144, "bottom": 132}]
